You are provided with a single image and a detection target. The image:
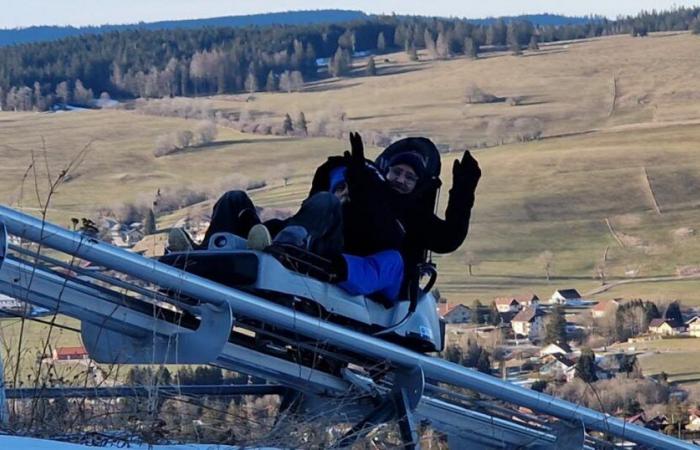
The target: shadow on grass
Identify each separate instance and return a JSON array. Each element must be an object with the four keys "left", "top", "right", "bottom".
[
  {"left": 302, "top": 81, "right": 364, "bottom": 93},
  {"left": 521, "top": 49, "right": 568, "bottom": 58},
  {"left": 171, "top": 137, "right": 300, "bottom": 155},
  {"left": 349, "top": 112, "right": 411, "bottom": 121},
  {"left": 376, "top": 64, "right": 426, "bottom": 77}
]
